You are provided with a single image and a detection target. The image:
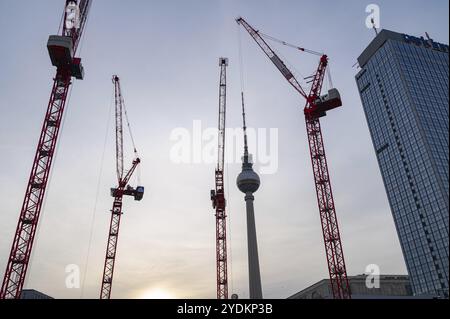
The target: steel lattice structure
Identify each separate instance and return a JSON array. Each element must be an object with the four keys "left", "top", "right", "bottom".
[
  {"left": 211, "top": 58, "right": 229, "bottom": 299},
  {"left": 0, "top": 0, "right": 92, "bottom": 299},
  {"left": 100, "top": 76, "right": 143, "bottom": 299}
]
